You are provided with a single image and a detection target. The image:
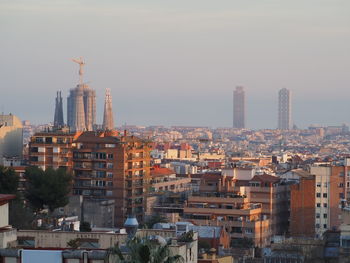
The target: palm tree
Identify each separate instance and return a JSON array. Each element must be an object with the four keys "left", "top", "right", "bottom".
[{"left": 107, "top": 236, "right": 184, "bottom": 263}]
